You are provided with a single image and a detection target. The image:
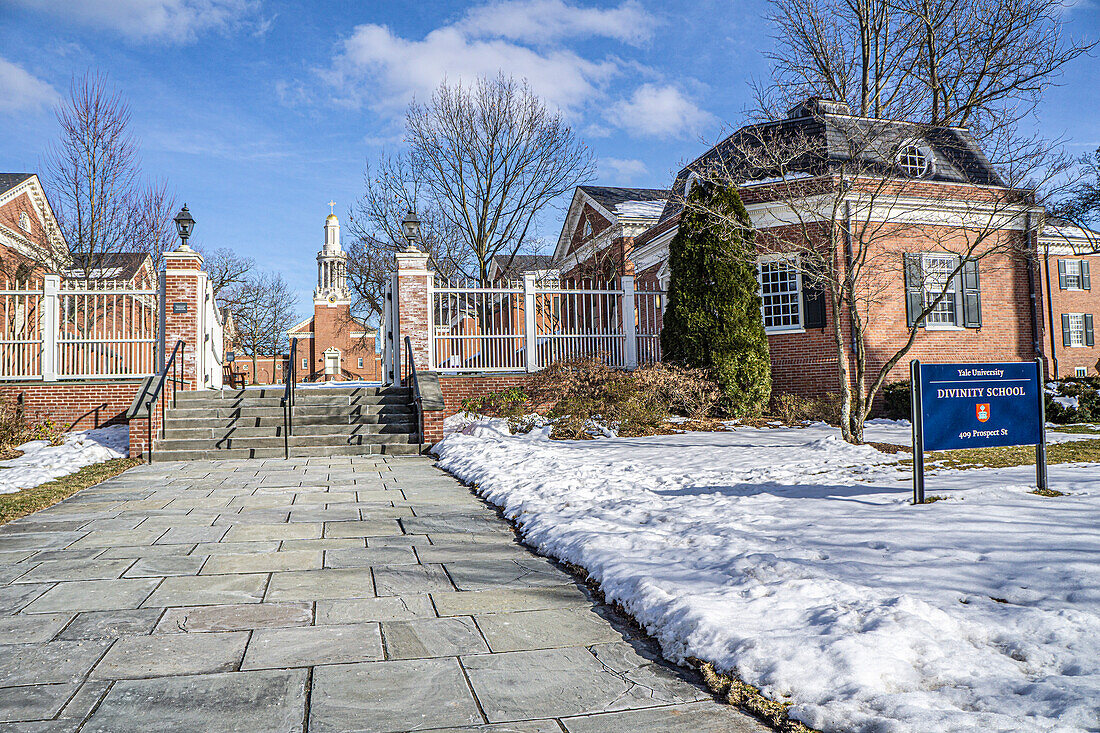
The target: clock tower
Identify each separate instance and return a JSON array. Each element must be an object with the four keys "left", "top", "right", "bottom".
[{"left": 314, "top": 205, "right": 350, "bottom": 306}]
